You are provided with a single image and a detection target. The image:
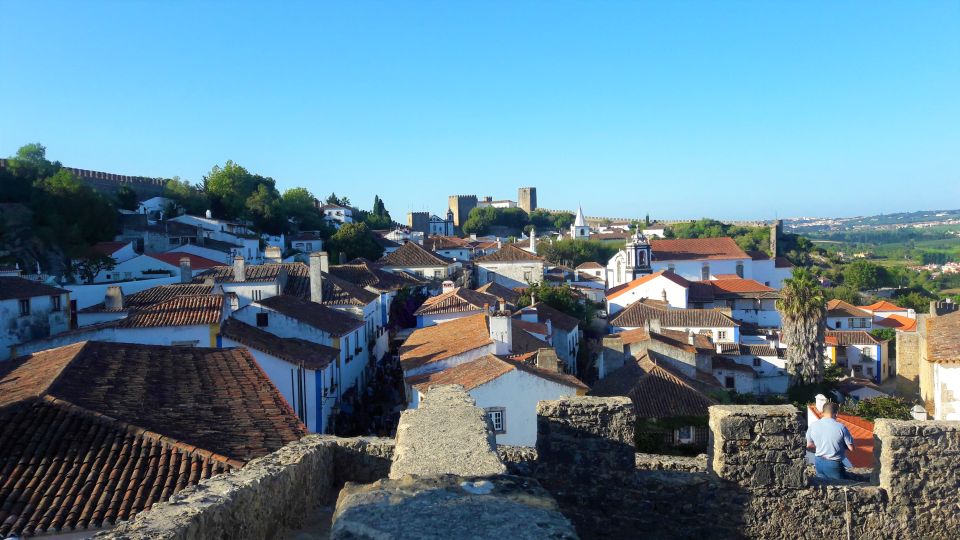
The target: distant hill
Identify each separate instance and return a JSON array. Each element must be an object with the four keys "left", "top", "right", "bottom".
[{"left": 785, "top": 209, "right": 960, "bottom": 234}]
